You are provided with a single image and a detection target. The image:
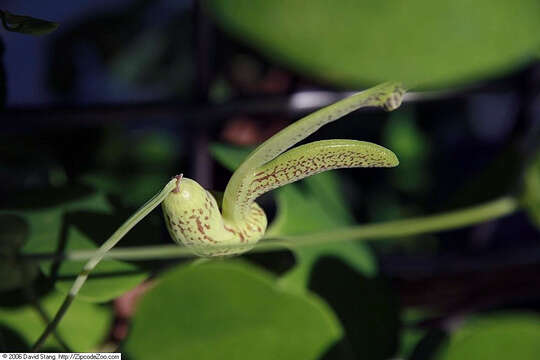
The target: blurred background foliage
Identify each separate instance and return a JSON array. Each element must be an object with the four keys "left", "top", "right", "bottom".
[
  {"left": 1, "top": 0, "right": 540, "bottom": 359},
  {"left": 206, "top": 0, "right": 540, "bottom": 89}
]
